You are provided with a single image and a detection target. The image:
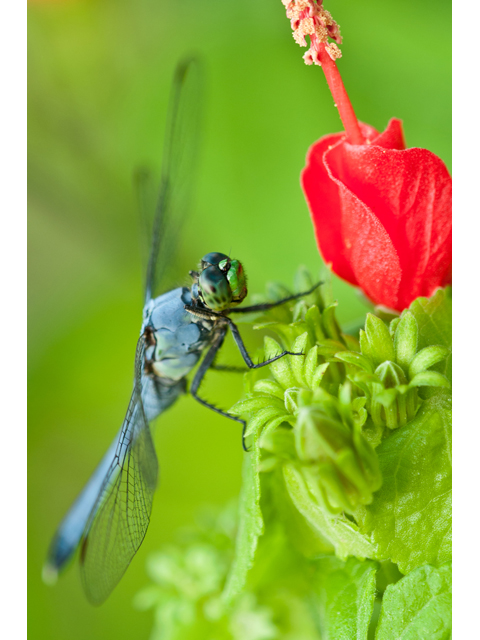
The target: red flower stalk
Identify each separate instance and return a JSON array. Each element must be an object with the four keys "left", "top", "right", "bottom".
[{"left": 282, "top": 0, "right": 452, "bottom": 312}]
